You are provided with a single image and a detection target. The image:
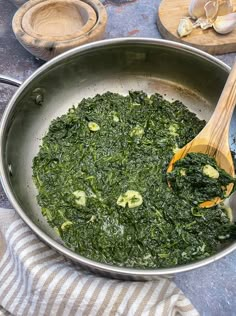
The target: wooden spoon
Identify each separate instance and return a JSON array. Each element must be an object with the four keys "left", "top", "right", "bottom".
[{"left": 167, "top": 62, "right": 236, "bottom": 208}]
